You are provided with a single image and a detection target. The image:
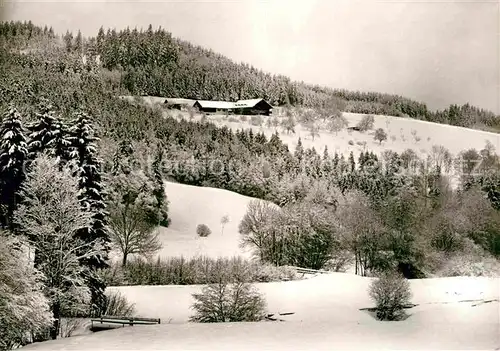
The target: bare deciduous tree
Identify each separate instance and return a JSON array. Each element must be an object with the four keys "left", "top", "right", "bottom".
[
  {"left": 428, "top": 145, "right": 453, "bottom": 173},
  {"left": 356, "top": 115, "right": 375, "bottom": 132},
  {"left": 327, "top": 115, "right": 348, "bottom": 136},
  {"left": 239, "top": 200, "right": 278, "bottom": 261},
  {"left": 337, "top": 190, "right": 387, "bottom": 276},
  {"left": 107, "top": 171, "right": 162, "bottom": 267},
  {"left": 220, "top": 215, "right": 229, "bottom": 235},
  {"left": 374, "top": 128, "right": 388, "bottom": 144},
  {"left": 307, "top": 122, "right": 320, "bottom": 141},
  {"left": 281, "top": 107, "right": 296, "bottom": 134}
]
